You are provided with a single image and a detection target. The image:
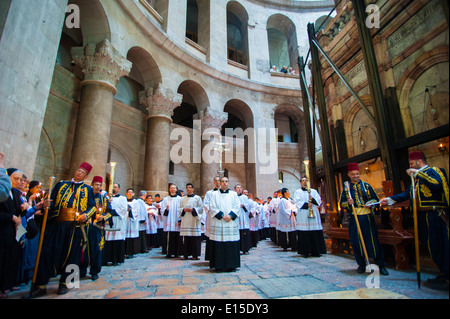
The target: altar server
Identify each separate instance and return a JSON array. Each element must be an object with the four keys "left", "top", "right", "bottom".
[
  {"left": 209, "top": 177, "right": 241, "bottom": 272},
  {"left": 293, "top": 177, "right": 326, "bottom": 257},
  {"left": 179, "top": 183, "right": 203, "bottom": 260}
]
